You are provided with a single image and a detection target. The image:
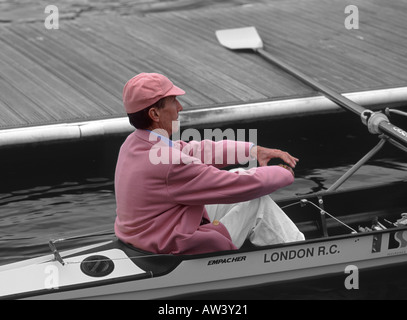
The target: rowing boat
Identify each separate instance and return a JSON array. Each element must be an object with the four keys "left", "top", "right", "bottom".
[
  {"left": 1, "top": 26, "right": 407, "bottom": 300},
  {"left": 0, "top": 178, "right": 406, "bottom": 300}
]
